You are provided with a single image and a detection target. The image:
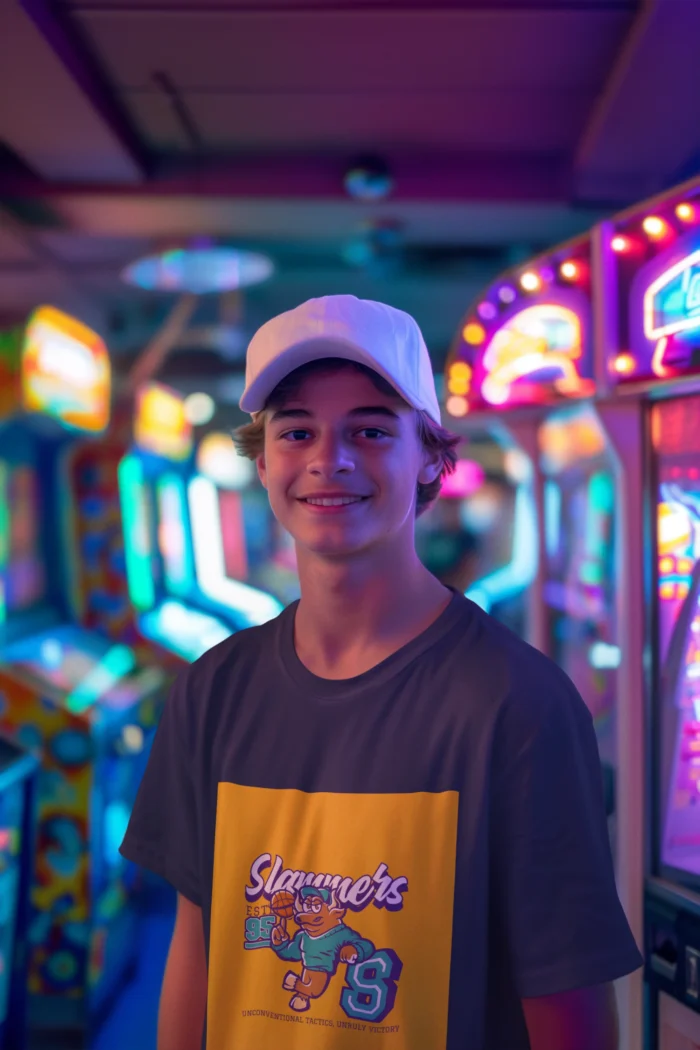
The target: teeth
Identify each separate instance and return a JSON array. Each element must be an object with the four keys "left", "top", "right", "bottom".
[{"left": 305, "top": 497, "right": 364, "bottom": 506}]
